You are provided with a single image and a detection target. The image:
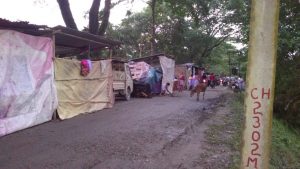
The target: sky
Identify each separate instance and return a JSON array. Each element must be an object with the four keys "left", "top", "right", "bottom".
[
  {"left": 0, "top": 0, "right": 147, "bottom": 29},
  {"left": 0, "top": 0, "right": 244, "bottom": 50}
]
